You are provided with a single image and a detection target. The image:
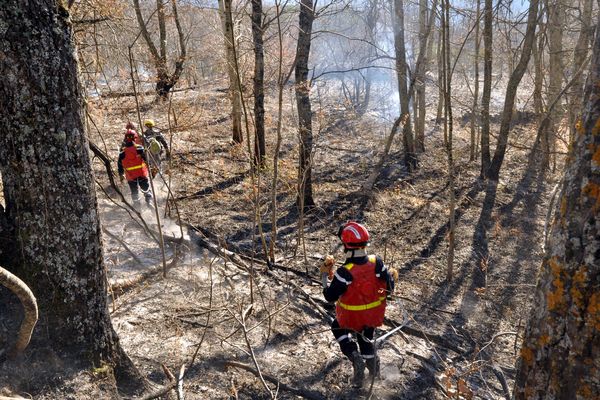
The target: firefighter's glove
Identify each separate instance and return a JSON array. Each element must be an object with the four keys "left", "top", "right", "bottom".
[
  {"left": 319, "top": 255, "right": 335, "bottom": 280},
  {"left": 389, "top": 267, "right": 399, "bottom": 284}
]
